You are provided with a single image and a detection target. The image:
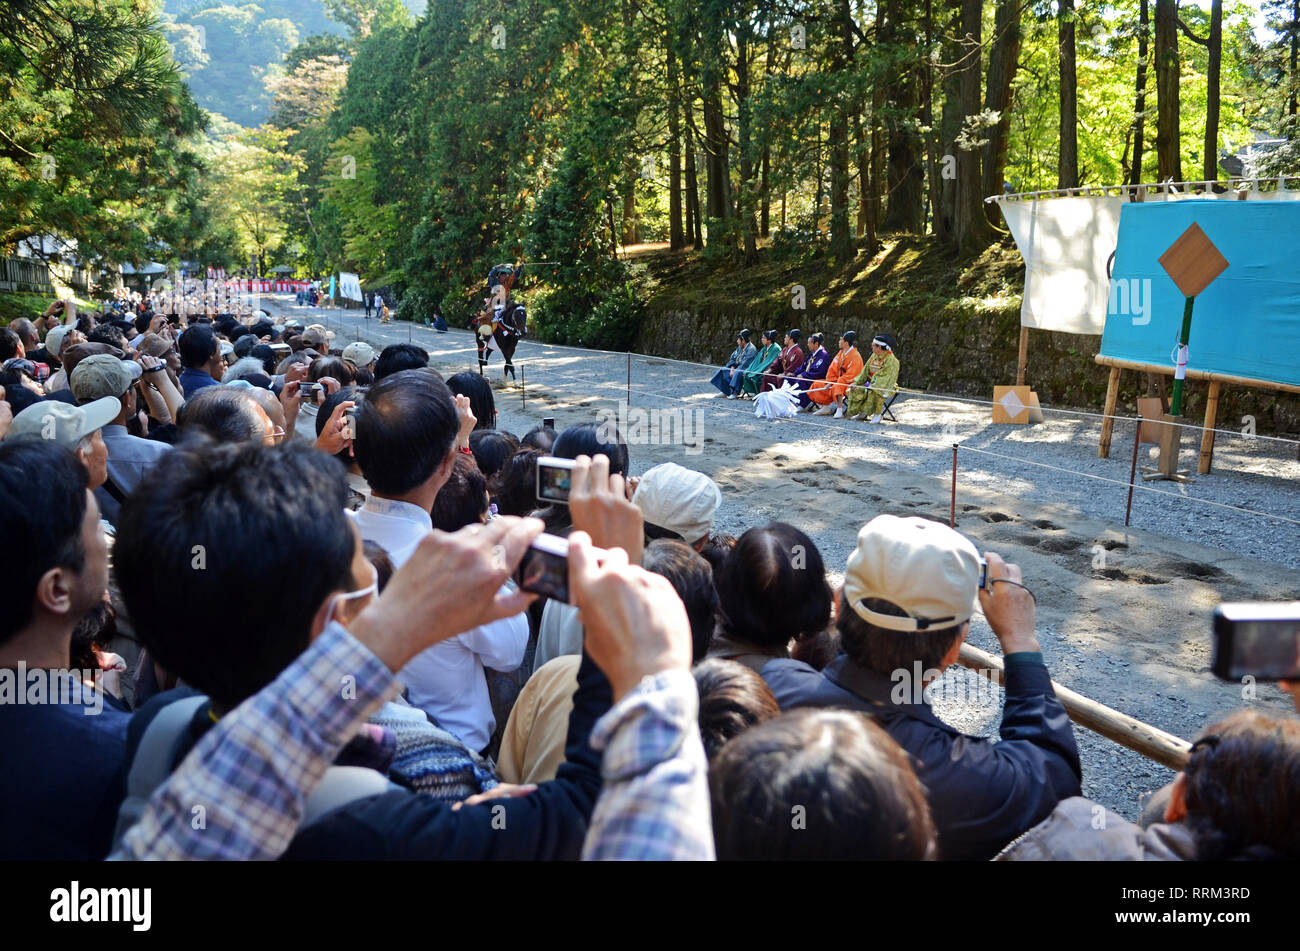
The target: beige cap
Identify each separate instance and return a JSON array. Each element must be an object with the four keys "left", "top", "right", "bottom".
[
  {"left": 342, "top": 341, "right": 376, "bottom": 367},
  {"left": 45, "top": 325, "right": 74, "bottom": 359},
  {"left": 632, "top": 463, "right": 722, "bottom": 545},
  {"left": 843, "top": 514, "right": 981, "bottom": 632},
  {"left": 71, "top": 354, "right": 137, "bottom": 402},
  {"left": 5, "top": 396, "right": 120, "bottom": 448}
]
